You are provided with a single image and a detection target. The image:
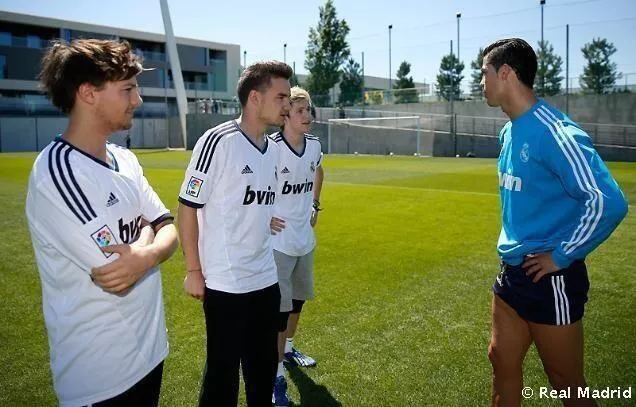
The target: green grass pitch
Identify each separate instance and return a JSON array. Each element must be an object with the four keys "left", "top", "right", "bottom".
[{"left": 0, "top": 152, "right": 634, "bottom": 406}]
